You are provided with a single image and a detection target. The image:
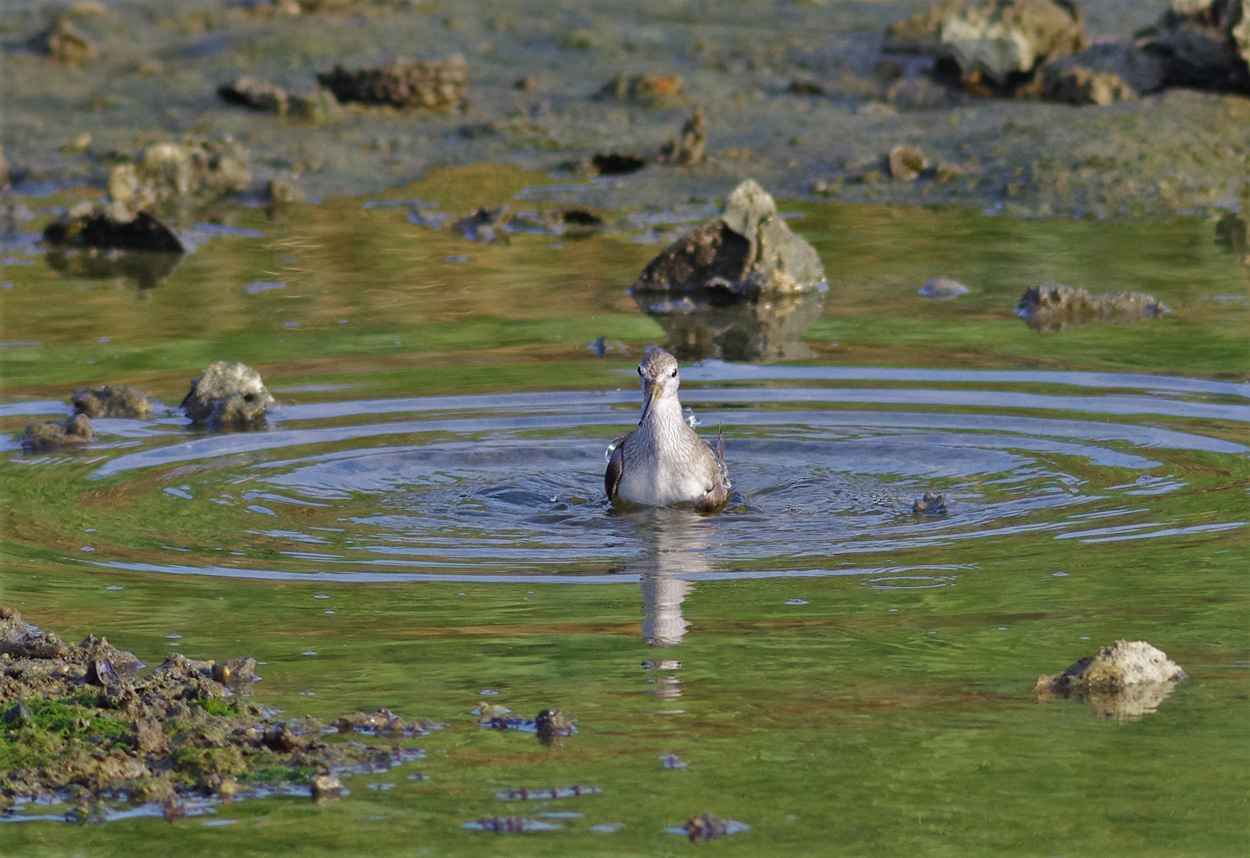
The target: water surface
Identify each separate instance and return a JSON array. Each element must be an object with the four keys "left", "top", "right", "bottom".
[{"left": 1, "top": 181, "right": 1248, "bottom": 856}]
